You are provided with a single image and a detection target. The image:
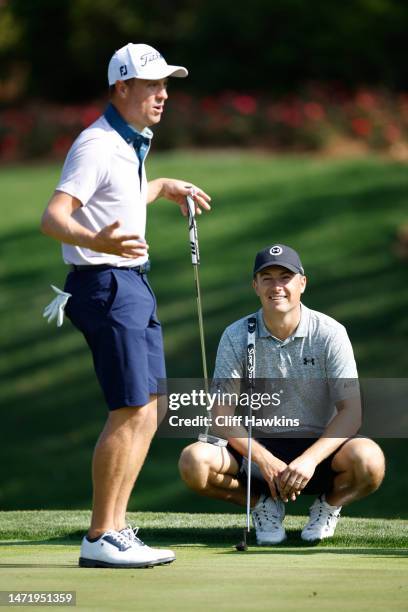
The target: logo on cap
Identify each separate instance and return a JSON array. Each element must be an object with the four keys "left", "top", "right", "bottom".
[
  {"left": 120, "top": 65, "right": 128, "bottom": 76},
  {"left": 140, "top": 51, "right": 163, "bottom": 67},
  {"left": 270, "top": 246, "right": 283, "bottom": 256}
]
